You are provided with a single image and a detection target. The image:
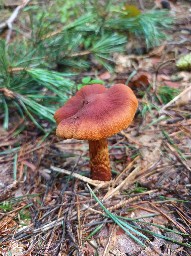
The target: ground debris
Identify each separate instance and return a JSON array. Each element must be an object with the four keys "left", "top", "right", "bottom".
[{"left": 0, "top": 1, "right": 191, "bottom": 255}]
